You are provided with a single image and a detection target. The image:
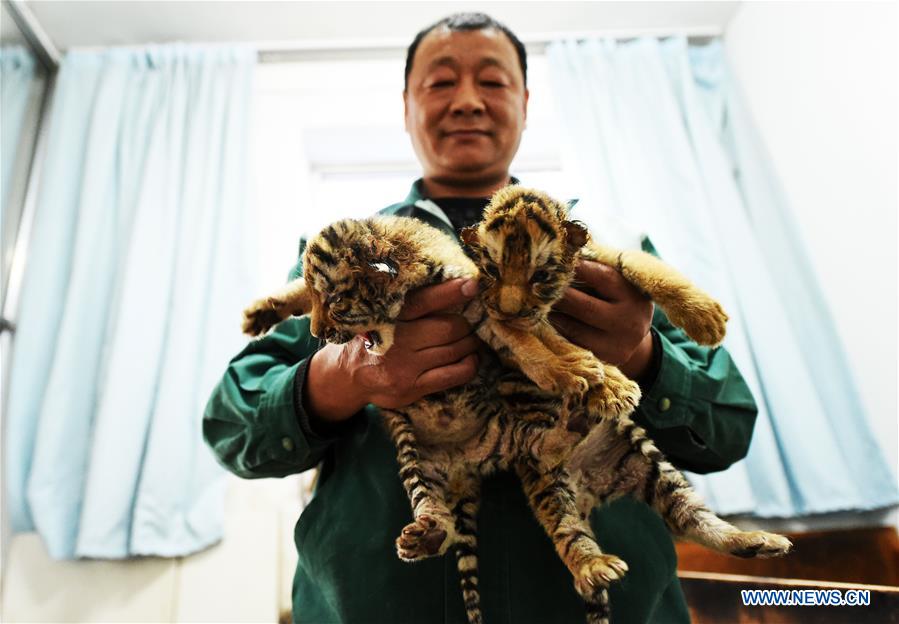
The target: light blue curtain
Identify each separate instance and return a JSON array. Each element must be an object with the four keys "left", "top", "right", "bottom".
[
  {"left": 547, "top": 37, "right": 898, "bottom": 517},
  {"left": 5, "top": 44, "right": 257, "bottom": 559},
  {"left": 1, "top": 46, "right": 37, "bottom": 258}
]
